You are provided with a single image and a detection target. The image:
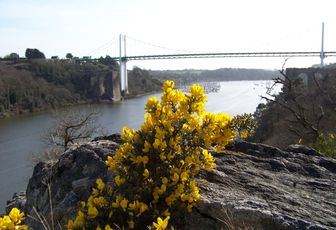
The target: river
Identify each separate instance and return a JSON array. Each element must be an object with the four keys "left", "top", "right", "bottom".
[{"left": 0, "top": 80, "right": 275, "bottom": 212}]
